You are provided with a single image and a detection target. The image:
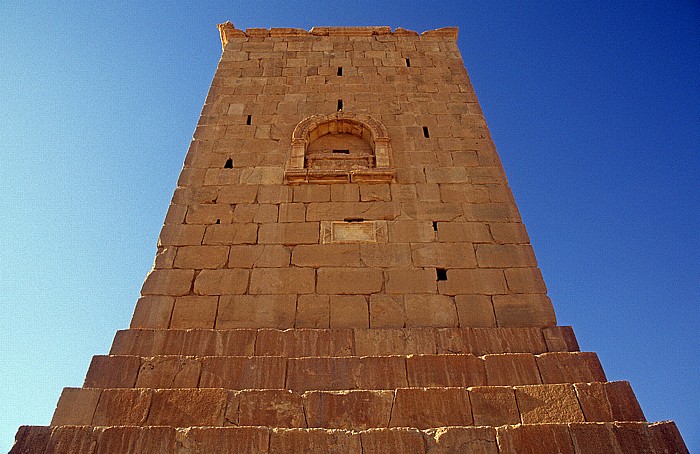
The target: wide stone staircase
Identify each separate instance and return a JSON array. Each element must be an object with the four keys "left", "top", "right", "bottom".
[{"left": 12, "top": 326, "right": 687, "bottom": 453}]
